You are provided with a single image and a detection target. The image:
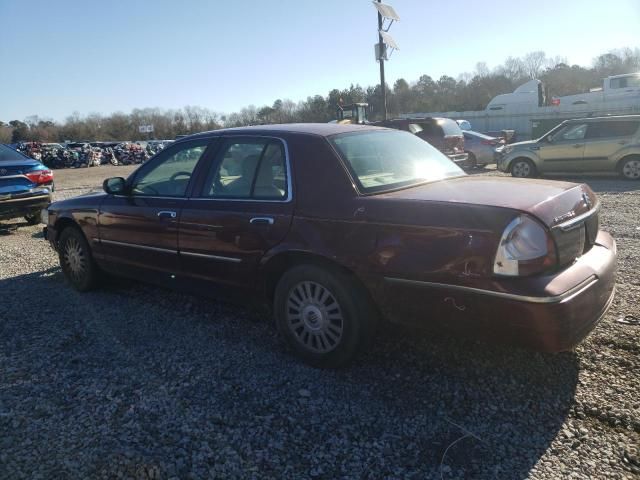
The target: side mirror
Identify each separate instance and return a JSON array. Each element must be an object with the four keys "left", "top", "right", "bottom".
[
  {"left": 103, "top": 177, "right": 126, "bottom": 195},
  {"left": 546, "top": 135, "right": 554, "bottom": 143}
]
